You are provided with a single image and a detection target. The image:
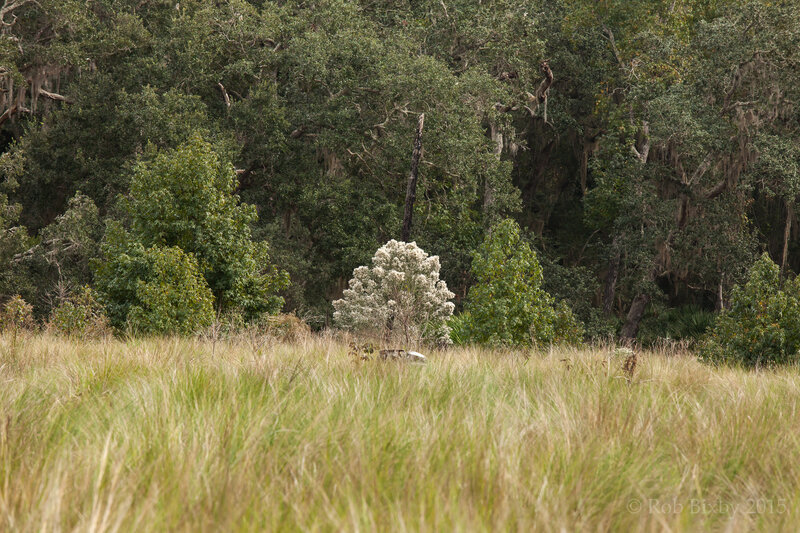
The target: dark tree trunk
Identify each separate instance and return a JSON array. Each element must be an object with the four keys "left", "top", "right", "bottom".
[
  {"left": 602, "top": 254, "right": 620, "bottom": 315},
  {"left": 781, "top": 199, "right": 794, "bottom": 281},
  {"left": 621, "top": 258, "right": 663, "bottom": 341},
  {"left": 401, "top": 113, "right": 425, "bottom": 242},
  {"left": 620, "top": 293, "right": 650, "bottom": 340},
  {"left": 602, "top": 237, "right": 621, "bottom": 315}
]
